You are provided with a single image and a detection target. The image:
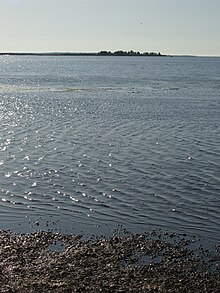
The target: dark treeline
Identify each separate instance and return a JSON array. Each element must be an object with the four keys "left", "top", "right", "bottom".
[{"left": 98, "top": 50, "right": 162, "bottom": 56}]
